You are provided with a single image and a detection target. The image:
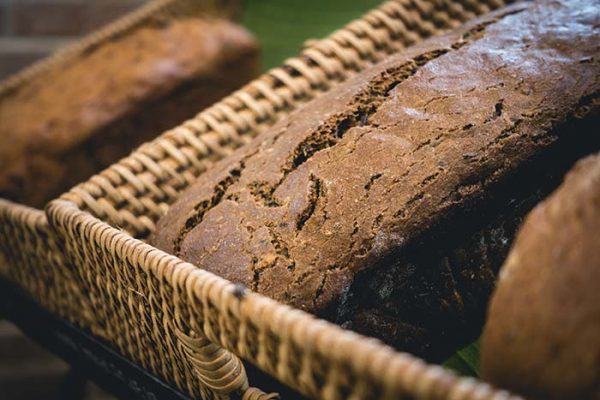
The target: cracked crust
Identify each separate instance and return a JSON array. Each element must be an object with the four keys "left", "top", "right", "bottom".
[{"left": 152, "top": 0, "right": 600, "bottom": 360}]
